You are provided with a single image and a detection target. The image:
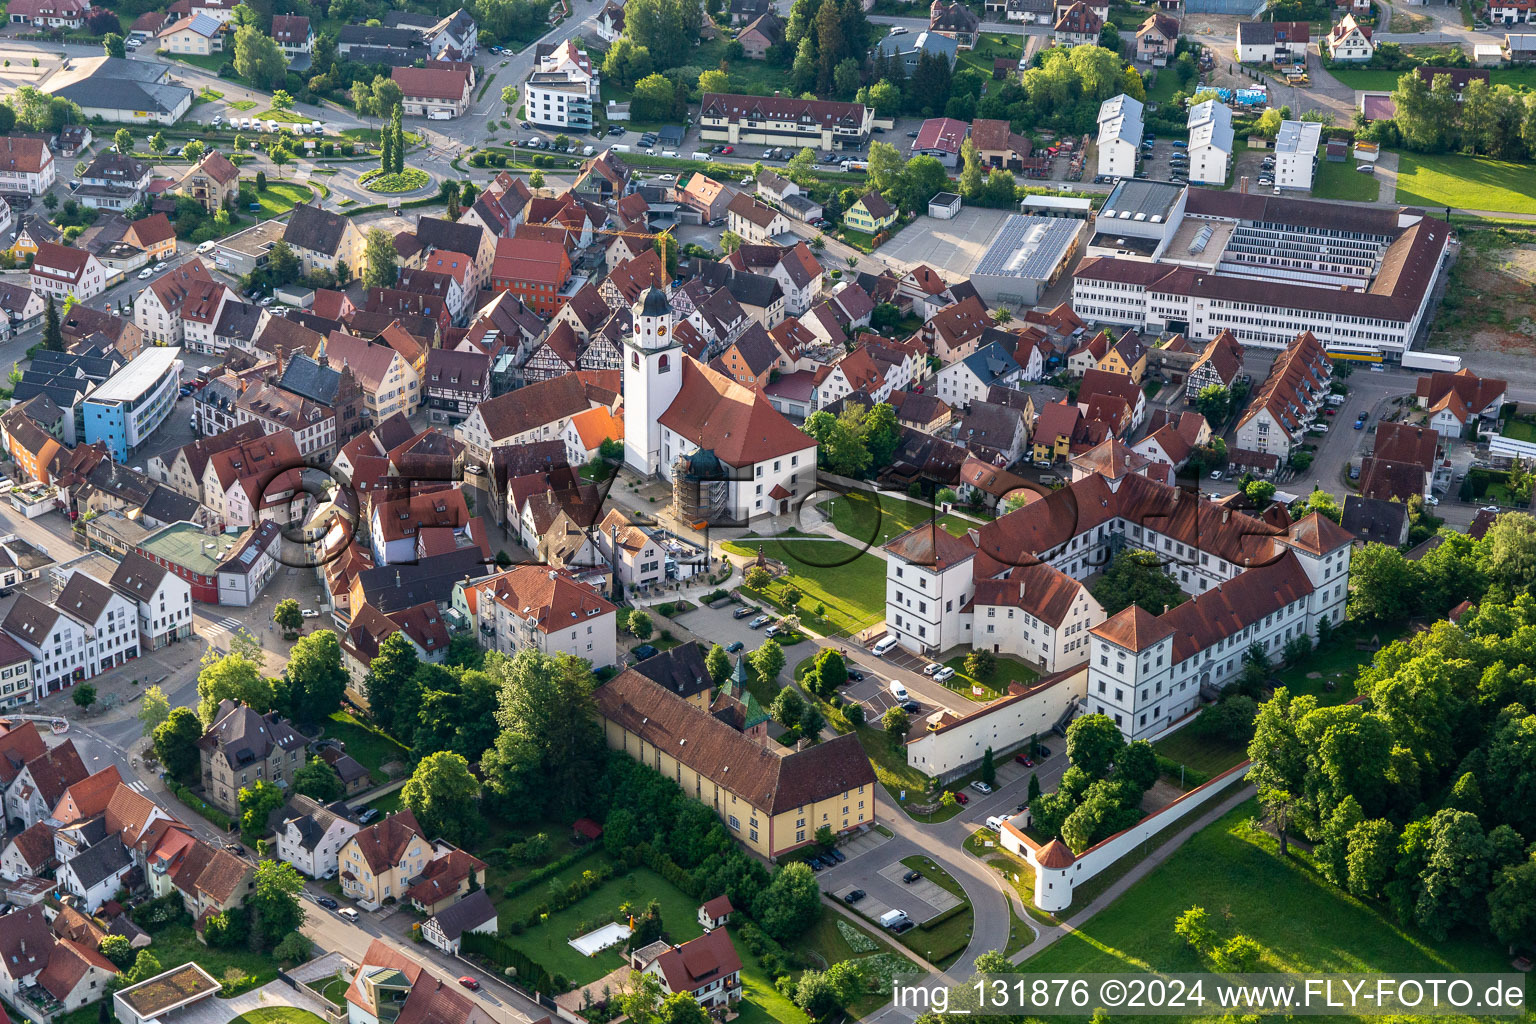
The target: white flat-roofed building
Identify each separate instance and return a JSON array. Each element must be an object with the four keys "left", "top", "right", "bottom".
[{"left": 1274, "top": 119, "right": 1322, "bottom": 190}]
